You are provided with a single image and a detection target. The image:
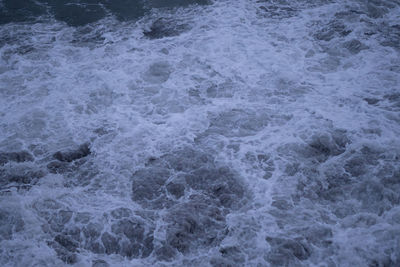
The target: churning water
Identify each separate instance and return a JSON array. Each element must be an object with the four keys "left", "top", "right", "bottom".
[{"left": 0, "top": 0, "right": 400, "bottom": 266}]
